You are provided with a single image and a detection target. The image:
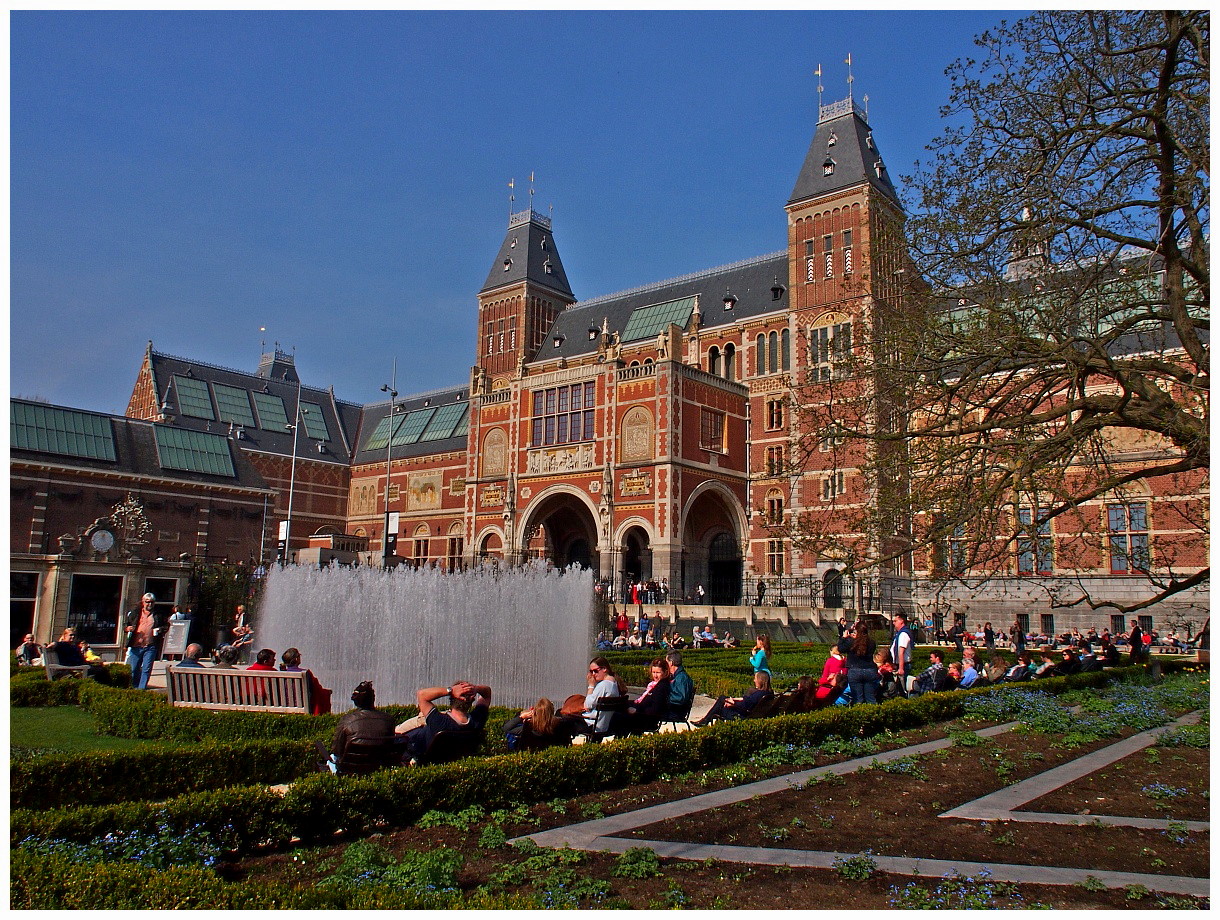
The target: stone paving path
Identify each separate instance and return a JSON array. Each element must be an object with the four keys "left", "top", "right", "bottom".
[{"left": 515, "top": 712, "right": 1208, "bottom": 897}]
